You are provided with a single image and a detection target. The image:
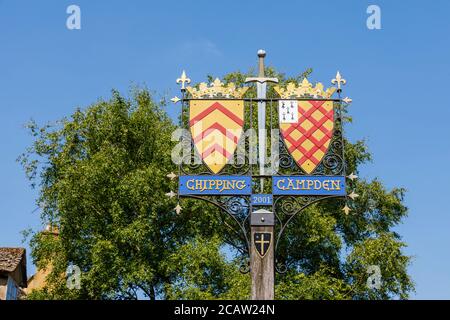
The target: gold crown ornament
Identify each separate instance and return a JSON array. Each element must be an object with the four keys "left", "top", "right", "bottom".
[
  {"left": 274, "top": 78, "right": 336, "bottom": 99},
  {"left": 186, "top": 78, "right": 249, "bottom": 99}
]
